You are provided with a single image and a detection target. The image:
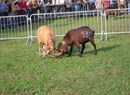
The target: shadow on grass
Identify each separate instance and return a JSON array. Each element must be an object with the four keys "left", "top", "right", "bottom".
[
  {"left": 85, "top": 44, "right": 121, "bottom": 54},
  {"left": 46, "top": 44, "right": 121, "bottom": 58}
]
